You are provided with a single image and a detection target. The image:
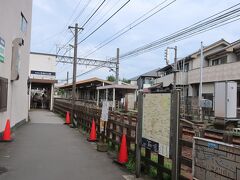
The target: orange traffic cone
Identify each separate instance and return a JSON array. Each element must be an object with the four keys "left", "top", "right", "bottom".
[
  {"left": 117, "top": 134, "right": 128, "bottom": 164},
  {"left": 64, "top": 111, "right": 70, "bottom": 125},
  {"left": 88, "top": 119, "right": 97, "bottom": 142},
  {"left": 1, "top": 119, "right": 12, "bottom": 142}
]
